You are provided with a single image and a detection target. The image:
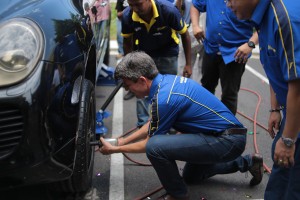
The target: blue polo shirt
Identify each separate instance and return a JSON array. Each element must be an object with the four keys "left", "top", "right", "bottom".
[
  {"left": 121, "top": 0, "right": 187, "bottom": 57},
  {"left": 148, "top": 74, "right": 244, "bottom": 136},
  {"left": 250, "top": 0, "right": 300, "bottom": 117},
  {"left": 192, "top": 0, "right": 253, "bottom": 64}
]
